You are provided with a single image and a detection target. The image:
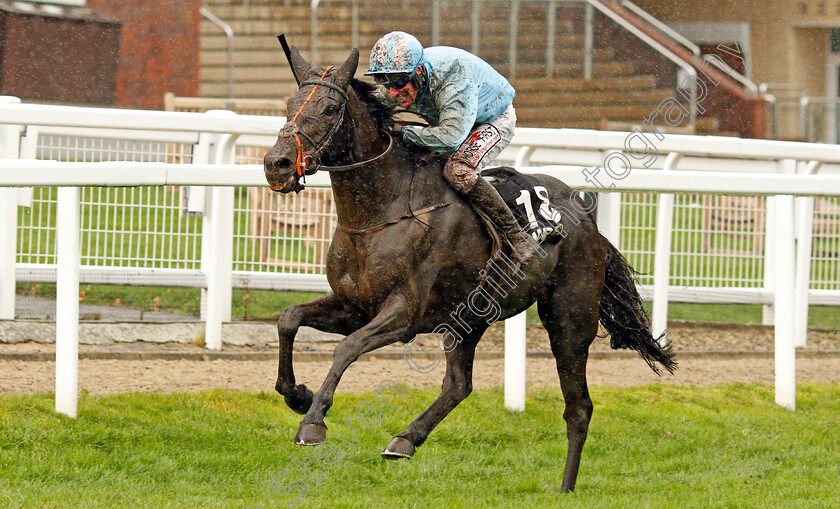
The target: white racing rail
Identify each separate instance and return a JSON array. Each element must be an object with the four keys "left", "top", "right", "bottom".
[{"left": 1, "top": 97, "right": 840, "bottom": 416}]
